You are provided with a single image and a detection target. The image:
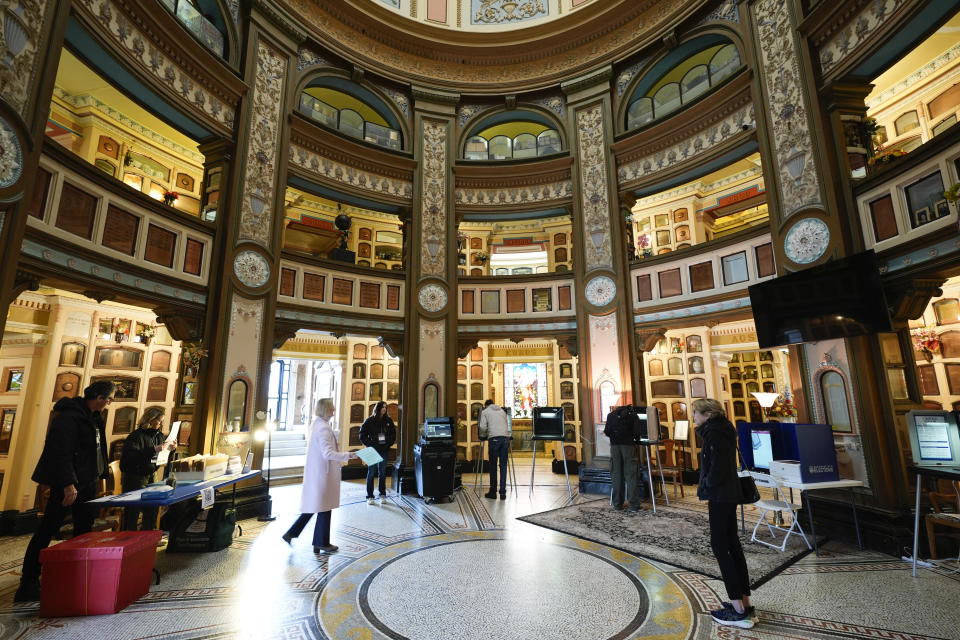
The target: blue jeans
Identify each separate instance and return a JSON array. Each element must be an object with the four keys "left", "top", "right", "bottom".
[
  {"left": 488, "top": 437, "right": 509, "bottom": 494},
  {"left": 366, "top": 459, "right": 387, "bottom": 497}
]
